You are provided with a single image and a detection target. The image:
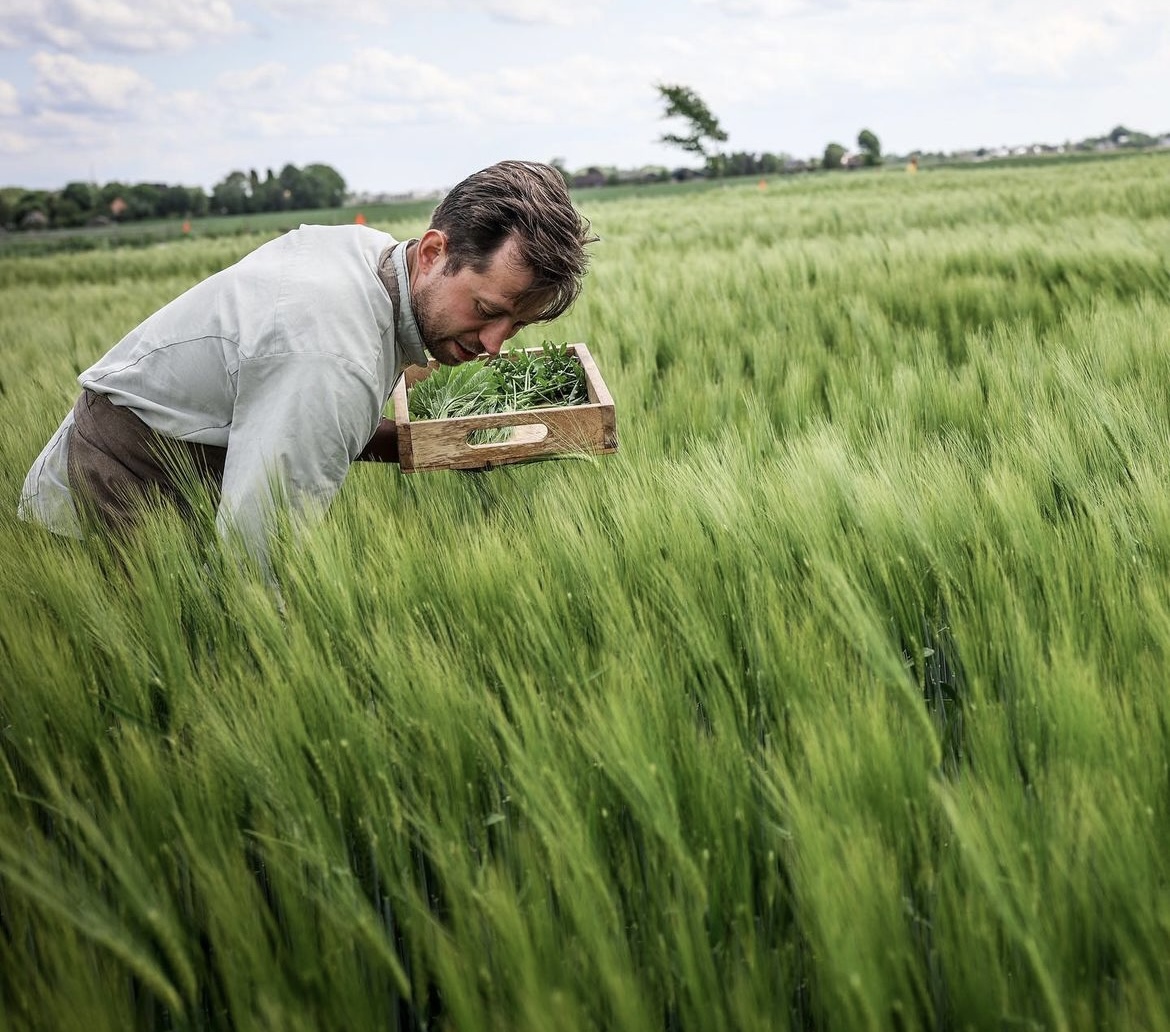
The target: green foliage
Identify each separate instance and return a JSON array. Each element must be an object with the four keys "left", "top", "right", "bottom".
[
  {"left": 705, "top": 150, "right": 790, "bottom": 177},
  {"left": 408, "top": 360, "right": 499, "bottom": 420},
  {"left": 301, "top": 163, "right": 347, "bottom": 208},
  {"left": 210, "top": 163, "right": 346, "bottom": 215},
  {"left": 655, "top": 82, "right": 729, "bottom": 159},
  {"left": 60, "top": 181, "right": 97, "bottom": 213},
  {"left": 0, "top": 163, "right": 346, "bottom": 233},
  {"left": 822, "top": 141, "right": 847, "bottom": 169},
  {"left": 3, "top": 152, "right": 1170, "bottom": 1030},
  {"left": 408, "top": 344, "right": 589, "bottom": 443},
  {"left": 487, "top": 343, "right": 587, "bottom": 409},
  {"left": 210, "top": 170, "right": 250, "bottom": 215},
  {"left": 857, "top": 128, "right": 882, "bottom": 166},
  {"left": 1100, "top": 124, "right": 1159, "bottom": 147}
]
